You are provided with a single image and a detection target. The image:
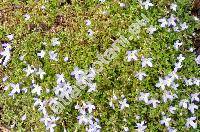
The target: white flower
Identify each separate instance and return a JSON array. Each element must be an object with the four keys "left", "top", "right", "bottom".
[
  {"left": 7, "top": 34, "right": 14, "bottom": 41},
  {"left": 179, "top": 99, "right": 189, "bottom": 109},
  {"left": 87, "top": 67, "right": 96, "bottom": 81},
  {"left": 180, "top": 22, "right": 188, "bottom": 30},
  {"left": 195, "top": 55, "right": 200, "bottom": 64},
  {"left": 148, "top": 99, "right": 160, "bottom": 108},
  {"left": 99, "top": 0, "right": 105, "bottom": 3},
  {"left": 49, "top": 51, "right": 58, "bottom": 61},
  {"left": 42, "top": 42, "right": 47, "bottom": 45},
  {"left": 168, "top": 71, "right": 179, "bottom": 79},
  {"left": 163, "top": 76, "right": 173, "bottom": 87},
  {"left": 119, "top": 98, "right": 129, "bottom": 110},
  {"left": 119, "top": 2, "right": 126, "bottom": 8},
  {"left": 86, "top": 102, "right": 95, "bottom": 113},
  {"left": 160, "top": 116, "right": 171, "bottom": 127},
  {"left": 40, "top": 115, "right": 60, "bottom": 132},
  {"left": 186, "top": 117, "right": 197, "bottom": 128},
  {"left": 56, "top": 74, "right": 65, "bottom": 84},
  {"left": 135, "top": 115, "right": 141, "bottom": 120},
  {"left": 177, "top": 54, "right": 185, "bottom": 62},
  {"left": 88, "top": 29, "right": 94, "bottom": 36},
  {"left": 167, "top": 15, "right": 177, "bottom": 27},
  {"left": 37, "top": 50, "right": 46, "bottom": 58},
  {"left": 36, "top": 68, "right": 46, "bottom": 80},
  {"left": 193, "top": 78, "right": 200, "bottom": 86},
  {"left": 171, "top": 82, "right": 179, "bottom": 90},
  {"left": 51, "top": 38, "right": 60, "bottom": 46},
  {"left": 127, "top": 50, "right": 138, "bottom": 62},
  {"left": 135, "top": 72, "right": 147, "bottom": 81},
  {"left": 158, "top": 17, "right": 168, "bottom": 28},
  {"left": 109, "top": 100, "right": 115, "bottom": 109},
  {"left": 54, "top": 82, "right": 73, "bottom": 100},
  {"left": 71, "top": 66, "right": 85, "bottom": 80},
  {"left": 189, "top": 47, "right": 194, "bottom": 52},
  {"left": 174, "top": 62, "right": 182, "bottom": 72},
  {"left": 2, "top": 76, "right": 8, "bottom": 82},
  {"left": 141, "top": 57, "right": 153, "bottom": 67},
  {"left": 141, "top": 0, "right": 154, "bottom": 10},
  {"left": 22, "top": 88, "right": 27, "bottom": 93},
  {"left": 3, "top": 86, "right": 8, "bottom": 92},
  {"left": 170, "top": 3, "right": 177, "bottom": 11},
  {"left": 24, "top": 14, "right": 30, "bottom": 21},
  {"left": 169, "top": 106, "right": 176, "bottom": 114},
  {"left": 87, "top": 122, "right": 101, "bottom": 131},
  {"left": 123, "top": 126, "right": 129, "bottom": 132},
  {"left": 32, "top": 84, "right": 42, "bottom": 96},
  {"left": 162, "top": 91, "right": 176, "bottom": 103},
  {"left": 138, "top": 92, "right": 150, "bottom": 104},
  {"left": 41, "top": 5, "right": 46, "bottom": 10},
  {"left": 9, "top": 83, "right": 20, "bottom": 96},
  {"left": 85, "top": 20, "right": 91, "bottom": 26},
  {"left": 135, "top": 121, "right": 147, "bottom": 132},
  {"left": 147, "top": 25, "right": 157, "bottom": 34},
  {"left": 173, "top": 40, "right": 182, "bottom": 51},
  {"left": 113, "top": 94, "right": 118, "bottom": 100},
  {"left": 184, "top": 78, "right": 193, "bottom": 86},
  {"left": 19, "top": 54, "right": 25, "bottom": 61},
  {"left": 77, "top": 114, "right": 89, "bottom": 125},
  {"left": 188, "top": 103, "right": 198, "bottom": 114},
  {"left": 156, "top": 77, "right": 165, "bottom": 90},
  {"left": 173, "top": 26, "right": 180, "bottom": 32},
  {"left": 0, "top": 46, "right": 11, "bottom": 66},
  {"left": 23, "top": 64, "right": 35, "bottom": 76},
  {"left": 167, "top": 127, "right": 177, "bottom": 132},
  {"left": 34, "top": 98, "right": 42, "bottom": 107},
  {"left": 21, "top": 114, "right": 26, "bottom": 121},
  {"left": 191, "top": 93, "right": 199, "bottom": 102},
  {"left": 87, "top": 83, "right": 96, "bottom": 92},
  {"left": 64, "top": 57, "right": 69, "bottom": 62}
]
